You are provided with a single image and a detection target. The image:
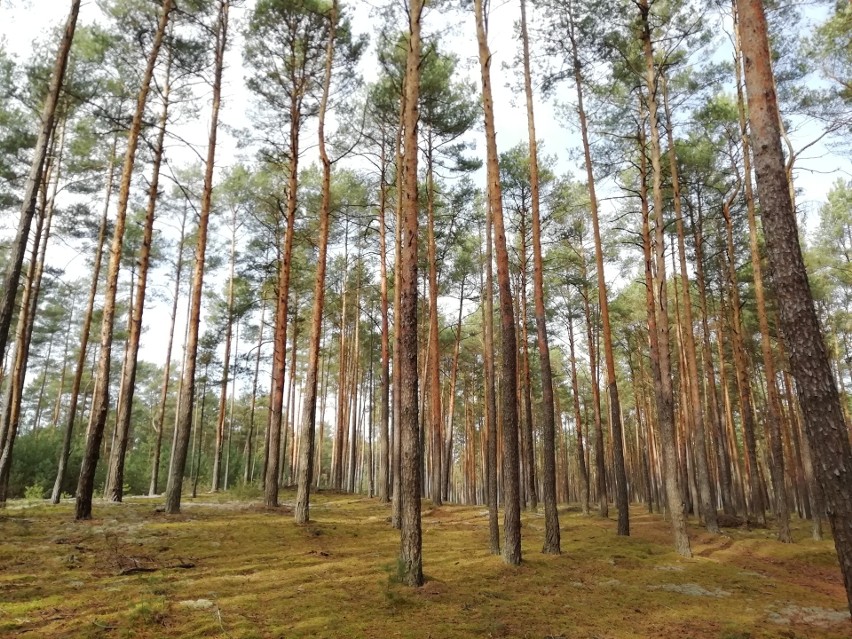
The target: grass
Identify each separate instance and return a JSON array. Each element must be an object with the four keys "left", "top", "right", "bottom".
[{"left": 0, "top": 491, "right": 849, "bottom": 638}]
